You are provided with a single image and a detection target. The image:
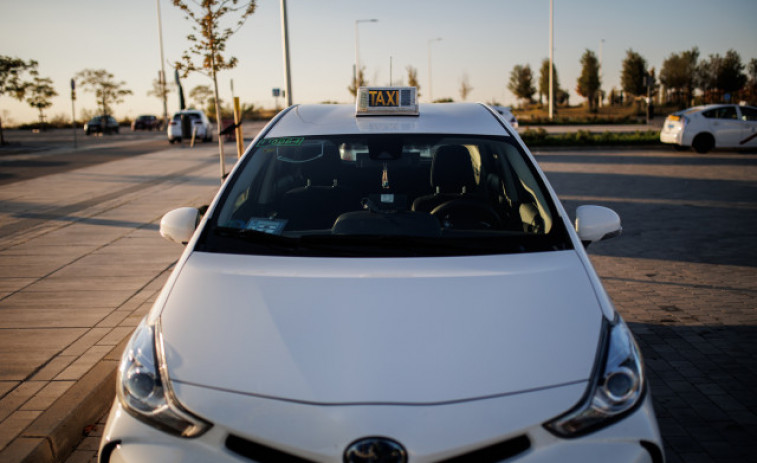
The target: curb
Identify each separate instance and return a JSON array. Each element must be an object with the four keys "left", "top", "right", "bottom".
[{"left": 0, "top": 339, "right": 128, "bottom": 463}]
